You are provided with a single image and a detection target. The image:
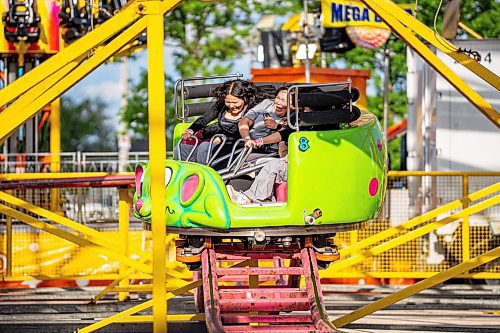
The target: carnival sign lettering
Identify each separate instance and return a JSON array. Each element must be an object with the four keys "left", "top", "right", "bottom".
[{"left": 321, "top": 0, "right": 415, "bottom": 29}]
